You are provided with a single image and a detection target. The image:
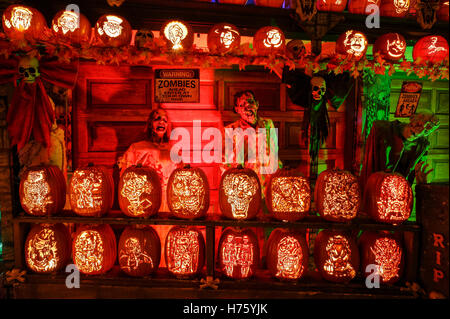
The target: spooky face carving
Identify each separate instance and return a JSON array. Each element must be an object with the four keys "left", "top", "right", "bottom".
[
  {"left": 219, "top": 25, "right": 239, "bottom": 48},
  {"left": 135, "top": 29, "right": 154, "bottom": 48},
  {"left": 223, "top": 173, "right": 258, "bottom": 219},
  {"left": 26, "top": 228, "right": 58, "bottom": 272},
  {"left": 166, "top": 228, "right": 201, "bottom": 275},
  {"left": 323, "top": 235, "right": 356, "bottom": 279},
  {"left": 342, "top": 31, "right": 368, "bottom": 58},
  {"left": 99, "top": 15, "right": 123, "bottom": 38},
  {"left": 386, "top": 34, "right": 406, "bottom": 59},
  {"left": 119, "top": 237, "right": 153, "bottom": 272},
  {"left": 164, "top": 21, "right": 188, "bottom": 50},
  {"left": 377, "top": 175, "right": 412, "bottom": 222},
  {"left": 235, "top": 92, "right": 259, "bottom": 125},
  {"left": 6, "top": 6, "right": 33, "bottom": 31},
  {"left": 271, "top": 177, "right": 310, "bottom": 213},
  {"left": 18, "top": 56, "right": 40, "bottom": 84},
  {"left": 171, "top": 171, "right": 206, "bottom": 215},
  {"left": 121, "top": 172, "right": 153, "bottom": 216},
  {"left": 286, "top": 39, "right": 306, "bottom": 60},
  {"left": 151, "top": 109, "right": 169, "bottom": 138},
  {"left": 54, "top": 10, "right": 78, "bottom": 35},
  {"left": 311, "top": 76, "right": 326, "bottom": 101},
  {"left": 70, "top": 170, "right": 103, "bottom": 213},
  {"left": 370, "top": 238, "right": 402, "bottom": 282},
  {"left": 22, "top": 170, "right": 53, "bottom": 214},
  {"left": 74, "top": 230, "right": 104, "bottom": 273},
  {"left": 275, "top": 236, "right": 303, "bottom": 279},
  {"left": 394, "top": 0, "right": 410, "bottom": 13}
]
